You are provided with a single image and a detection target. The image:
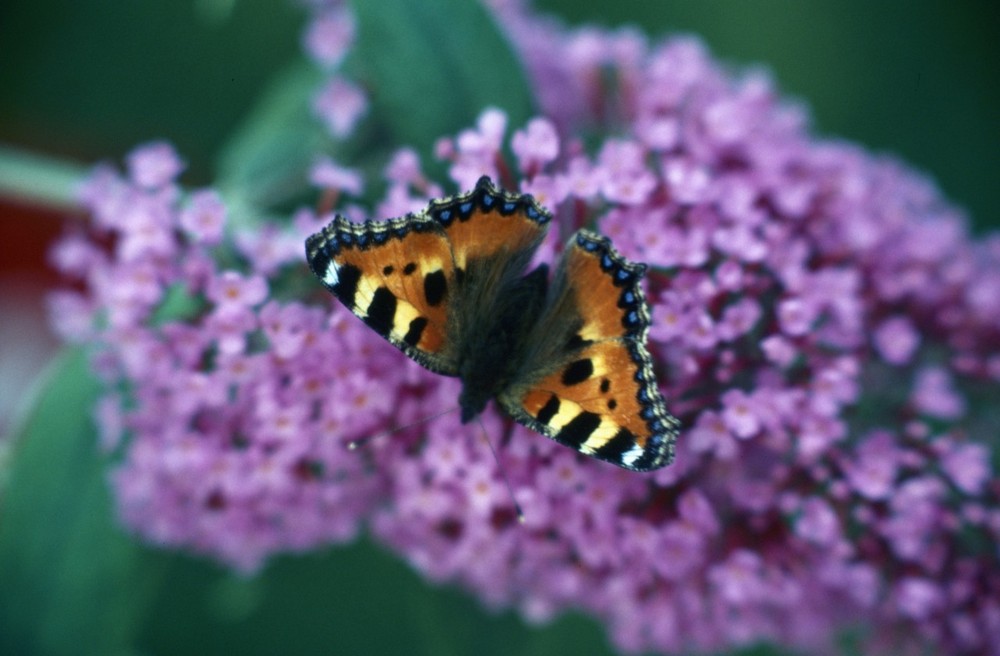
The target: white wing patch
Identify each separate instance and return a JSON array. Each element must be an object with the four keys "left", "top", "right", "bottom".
[{"left": 323, "top": 261, "right": 340, "bottom": 286}]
